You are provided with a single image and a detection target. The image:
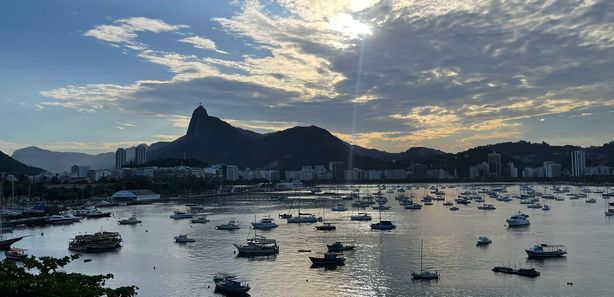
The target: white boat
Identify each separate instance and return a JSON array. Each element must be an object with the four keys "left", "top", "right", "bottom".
[
  {"left": 586, "top": 198, "right": 597, "bottom": 204},
  {"left": 497, "top": 195, "right": 513, "bottom": 202},
  {"left": 287, "top": 212, "right": 318, "bottom": 223},
  {"left": 331, "top": 204, "right": 348, "bottom": 211},
  {"left": 525, "top": 244, "right": 566, "bottom": 258},
  {"left": 174, "top": 234, "right": 195, "bottom": 243},
  {"left": 527, "top": 202, "right": 542, "bottom": 209},
  {"left": 542, "top": 204, "right": 550, "bottom": 211},
  {"left": 234, "top": 234, "right": 279, "bottom": 256},
  {"left": 169, "top": 211, "right": 193, "bottom": 220},
  {"left": 506, "top": 211, "right": 530, "bottom": 227},
  {"left": 118, "top": 214, "right": 142, "bottom": 225},
  {"left": 47, "top": 211, "right": 81, "bottom": 225},
  {"left": 350, "top": 212, "right": 372, "bottom": 221},
  {"left": 216, "top": 219, "right": 240, "bottom": 230},
  {"left": 251, "top": 216, "right": 278, "bottom": 230},
  {"left": 372, "top": 204, "right": 391, "bottom": 210},
  {"left": 190, "top": 214, "right": 210, "bottom": 224},
  {"left": 476, "top": 236, "right": 492, "bottom": 246},
  {"left": 4, "top": 248, "right": 28, "bottom": 261},
  {"left": 478, "top": 204, "right": 496, "bottom": 210}
]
